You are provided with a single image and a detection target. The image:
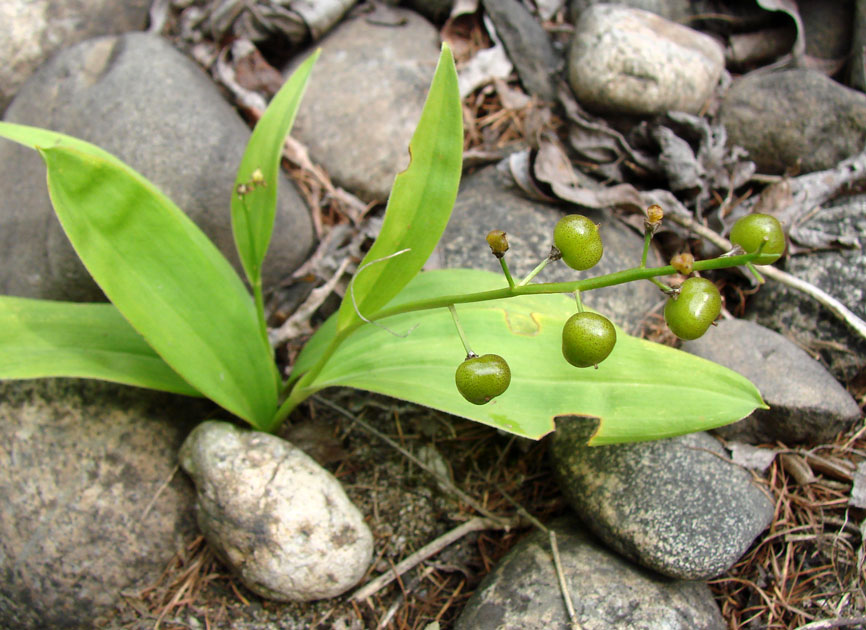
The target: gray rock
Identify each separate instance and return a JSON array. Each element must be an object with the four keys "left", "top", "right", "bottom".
[
  {"left": 550, "top": 429, "right": 774, "bottom": 580},
  {"left": 287, "top": 9, "right": 441, "bottom": 202},
  {"left": 481, "top": 0, "right": 559, "bottom": 101},
  {"left": 0, "top": 0, "right": 149, "bottom": 111},
  {"left": 0, "top": 379, "right": 204, "bottom": 630},
  {"left": 748, "top": 194, "right": 866, "bottom": 382},
  {"left": 568, "top": 5, "right": 724, "bottom": 116},
  {"left": 570, "top": 0, "right": 695, "bottom": 24},
  {"left": 179, "top": 420, "right": 373, "bottom": 602},
  {"left": 719, "top": 69, "right": 866, "bottom": 175},
  {"left": 800, "top": 0, "right": 853, "bottom": 61},
  {"left": 455, "top": 517, "right": 726, "bottom": 630},
  {"left": 0, "top": 33, "right": 313, "bottom": 302},
  {"left": 682, "top": 319, "right": 861, "bottom": 444},
  {"left": 405, "top": 0, "right": 453, "bottom": 24},
  {"left": 439, "top": 165, "right": 663, "bottom": 333}
]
